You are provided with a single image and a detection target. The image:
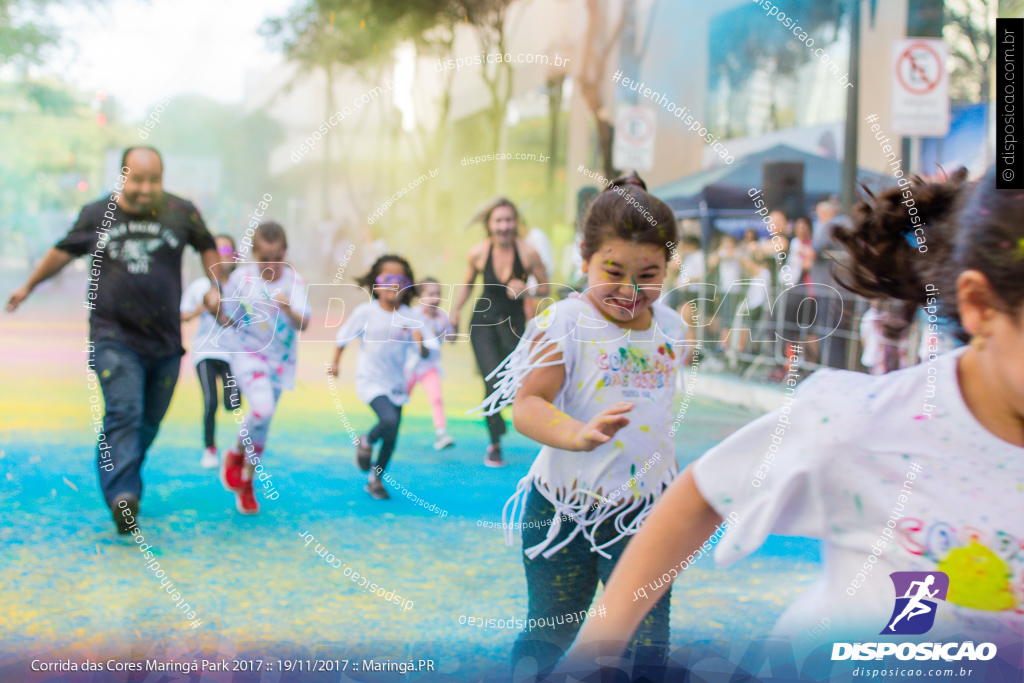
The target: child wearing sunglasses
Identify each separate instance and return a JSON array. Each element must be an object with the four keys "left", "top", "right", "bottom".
[
  {"left": 180, "top": 234, "right": 241, "bottom": 468},
  {"left": 329, "top": 255, "right": 431, "bottom": 499}
]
